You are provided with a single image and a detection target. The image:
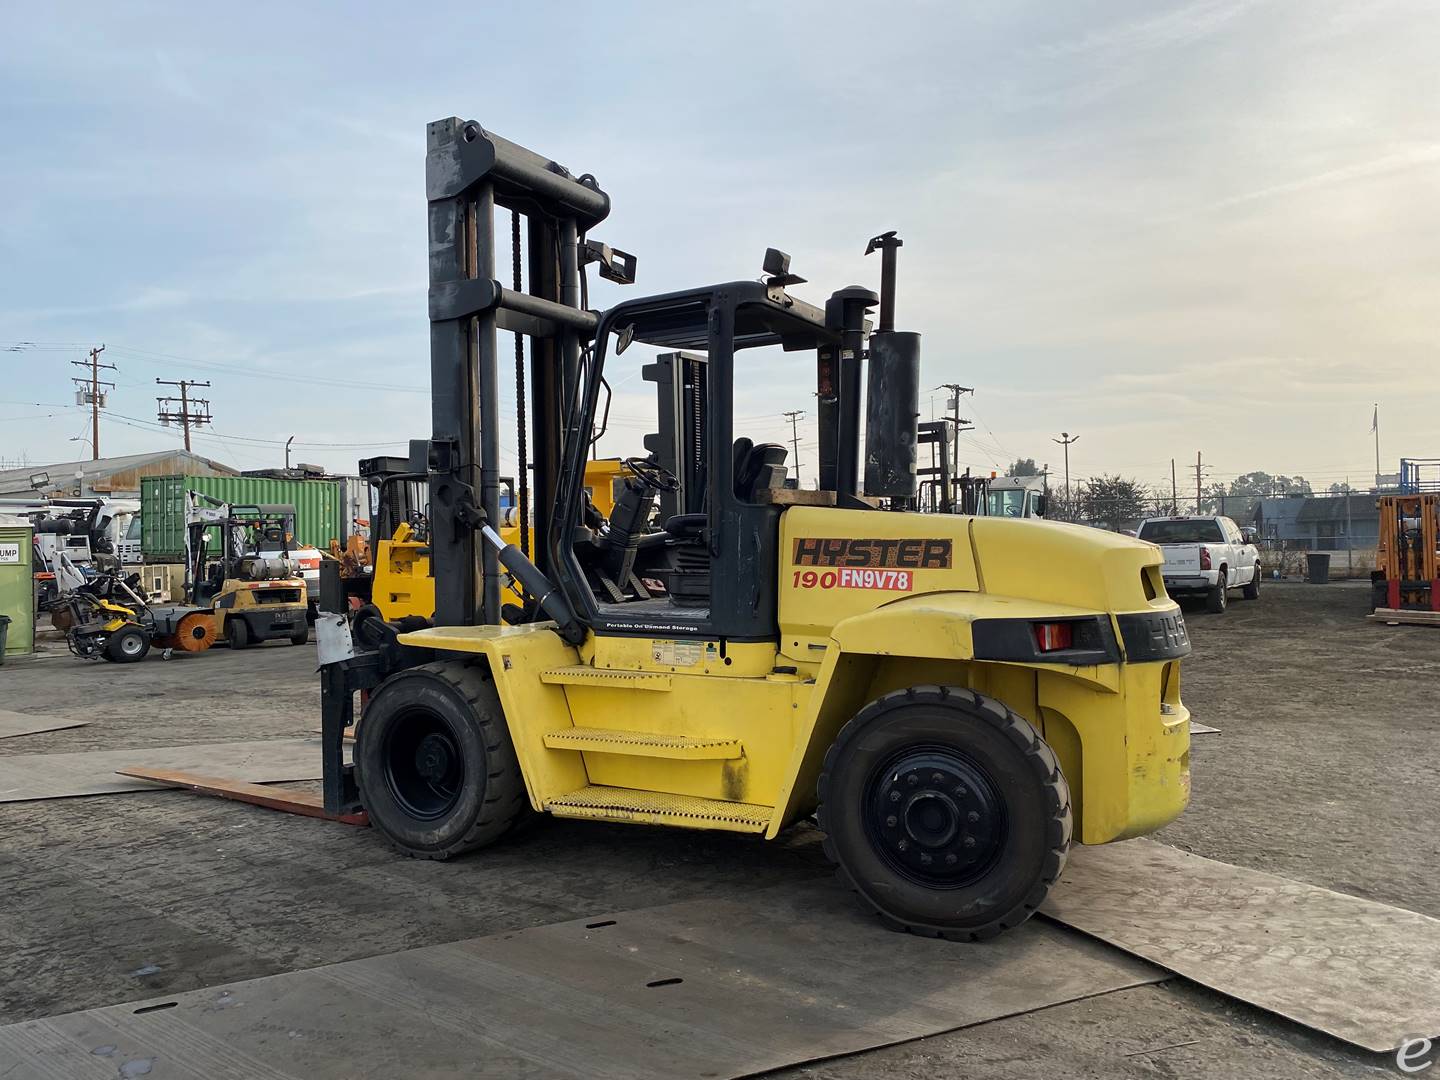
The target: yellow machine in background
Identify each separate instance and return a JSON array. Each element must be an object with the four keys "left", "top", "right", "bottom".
[
  {"left": 369, "top": 458, "right": 625, "bottom": 622},
  {"left": 1370, "top": 492, "right": 1440, "bottom": 617}
]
